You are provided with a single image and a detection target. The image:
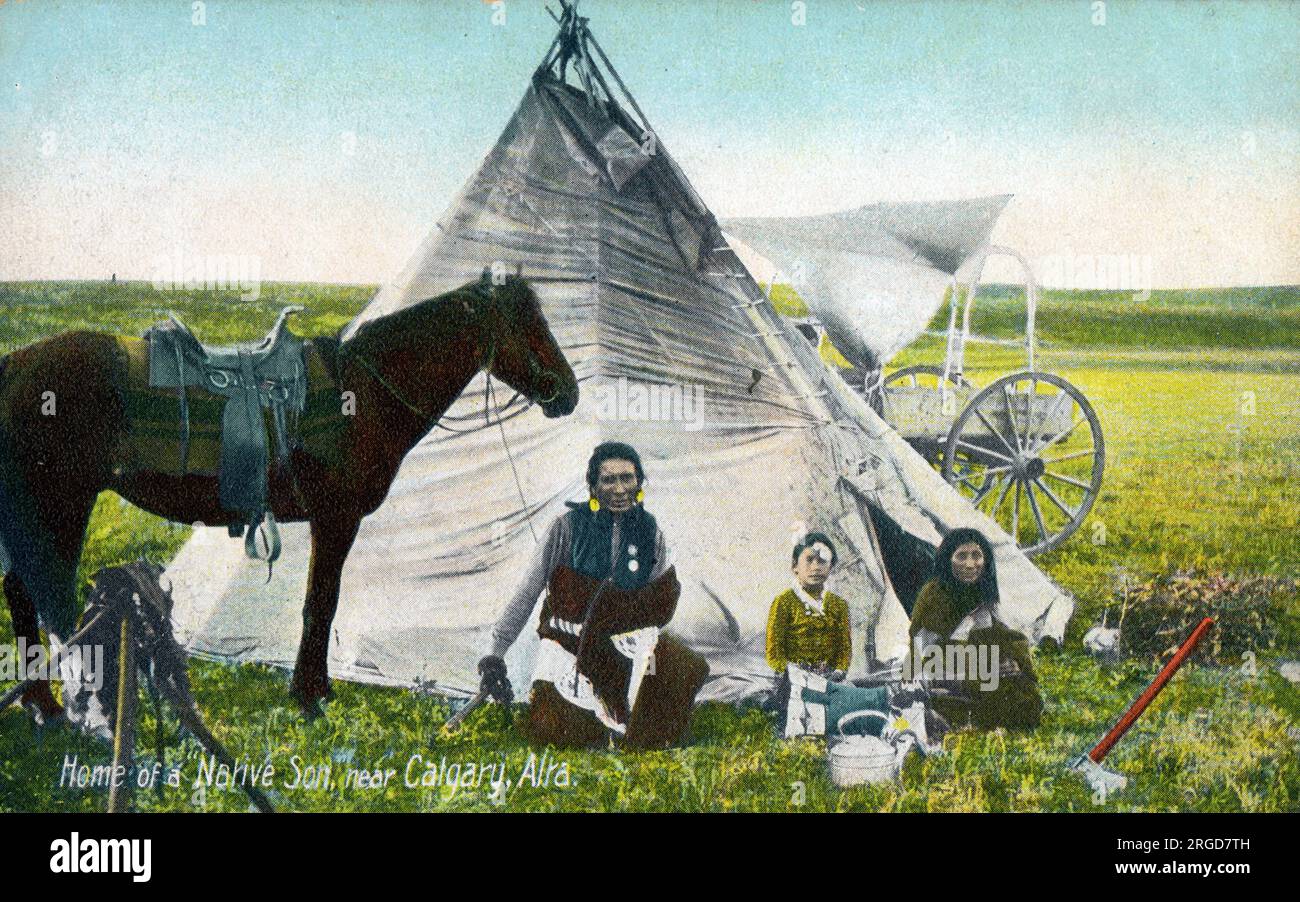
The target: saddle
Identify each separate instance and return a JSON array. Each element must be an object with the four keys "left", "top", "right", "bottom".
[{"left": 144, "top": 307, "right": 307, "bottom": 562}]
